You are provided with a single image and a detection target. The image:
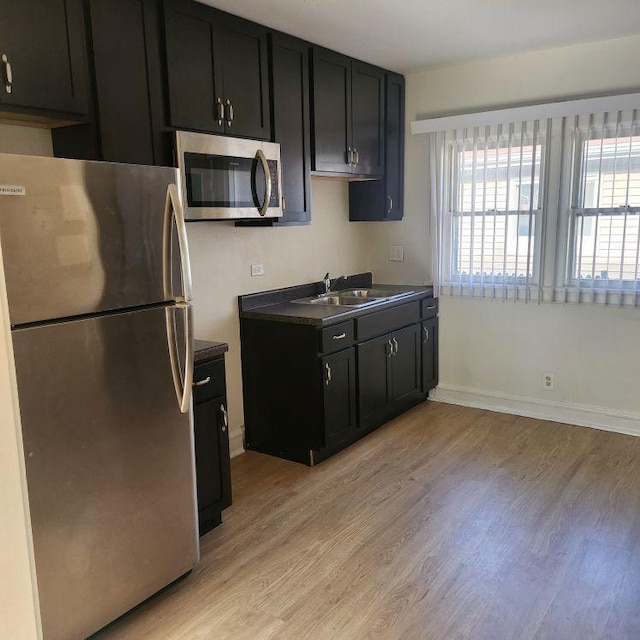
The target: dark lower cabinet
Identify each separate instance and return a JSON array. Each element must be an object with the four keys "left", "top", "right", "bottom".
[
  {"left": 421, "top": 317, "right": 439, "bottom": 392},
  {"left": 192, "top": 356, "right": 231, "bottom": 536},
  {"left": 357, "top": 324, "right": 421, "bottom": 431},
  {"left": 322, "top": 348, "right": 357, "bottom": 448},
  {"left": 0, "top": 0, "right": 88, "bottom": 121}
]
